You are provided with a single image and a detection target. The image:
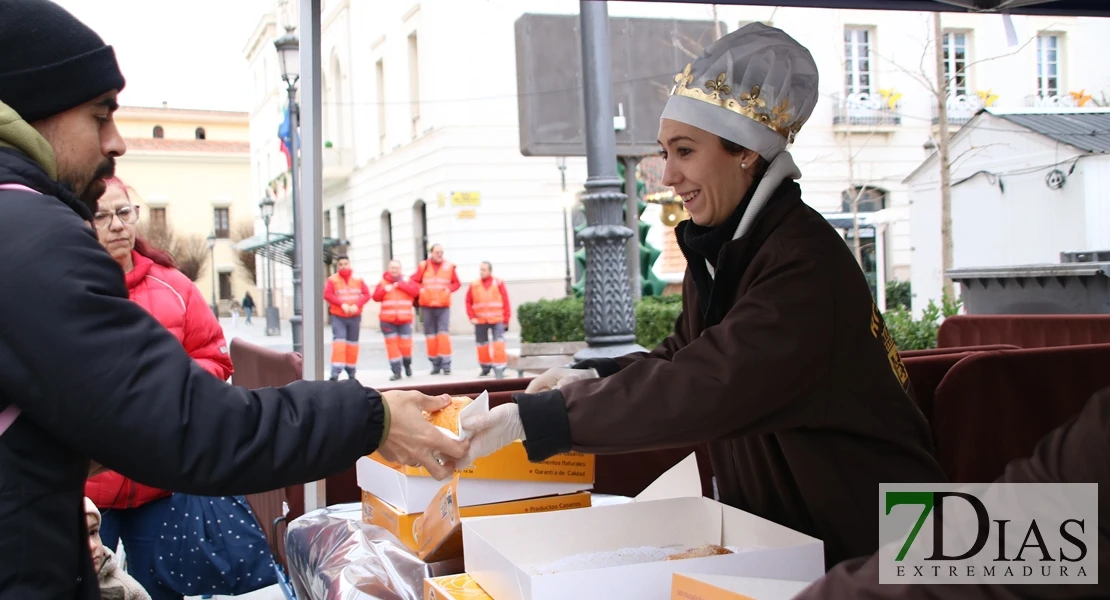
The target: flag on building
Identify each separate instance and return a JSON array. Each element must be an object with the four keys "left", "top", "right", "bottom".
[{"left": 278, "top": 103, "right": 293, "bottom": 169}]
